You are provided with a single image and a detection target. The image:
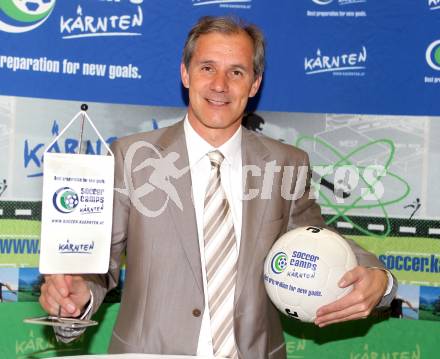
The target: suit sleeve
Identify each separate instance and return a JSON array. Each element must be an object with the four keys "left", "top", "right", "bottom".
[
  {"left": 287, "top": 151, "right": 397, "bottom": 308},
  {"left": 87, "top": 139, "right": 130, "bottom": 313}
]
